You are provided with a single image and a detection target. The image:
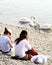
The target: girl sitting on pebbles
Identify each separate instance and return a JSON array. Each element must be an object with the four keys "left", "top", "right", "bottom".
[
  {"left": 0, "top": 27, "right": 13, "bottom": 53},
  {"left": 11, "top": 30, "right": 38, "bottom": 60}
]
